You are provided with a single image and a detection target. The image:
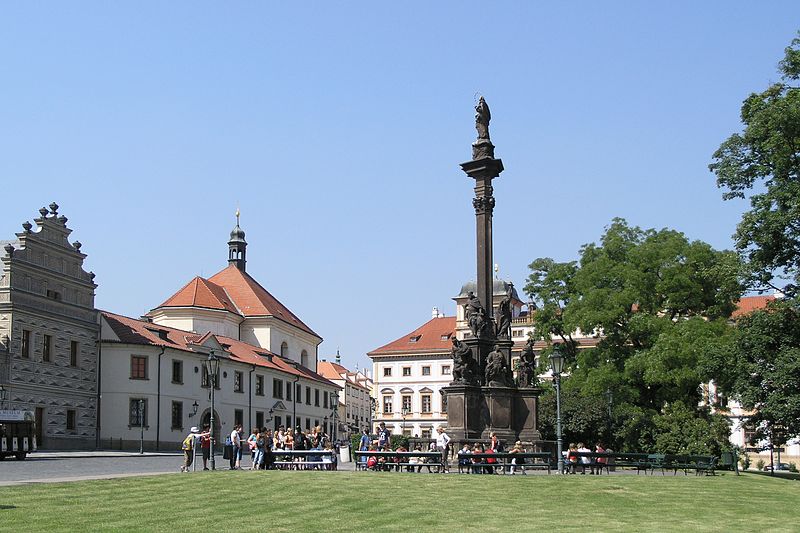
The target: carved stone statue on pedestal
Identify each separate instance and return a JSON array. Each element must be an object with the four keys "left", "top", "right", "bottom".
[
  {"left": 517, "top": 338, "right": 537, "bottom": 388},
  {"left": 450, "top": 337, "right": 479, "bottom": 386},
  {"left": 495, "top": 283, "right": 514, "bottom": 338},
  {"left": 472, "top": 96, "right": 495, "bottom": 160},
  {"left": 485, "top": 344, "right": 513, "bottom": 387},
  {"left": 465, "top": 291, "right": 493, "bottom": 339}
]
